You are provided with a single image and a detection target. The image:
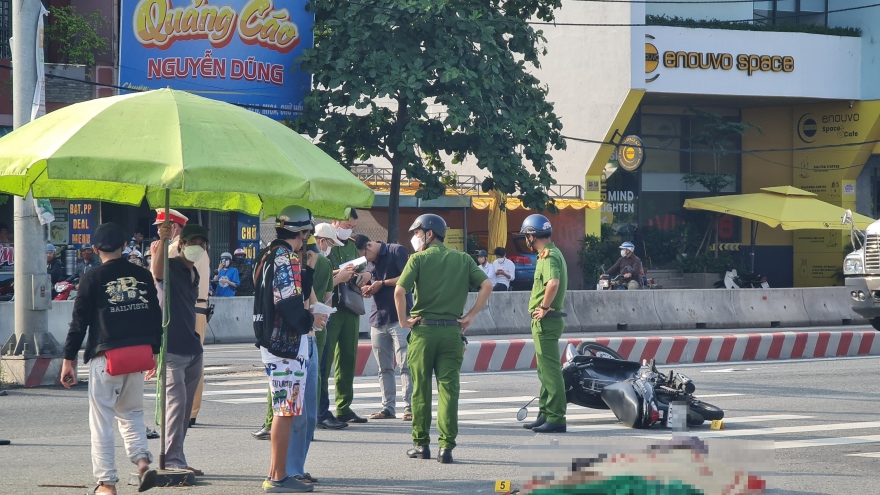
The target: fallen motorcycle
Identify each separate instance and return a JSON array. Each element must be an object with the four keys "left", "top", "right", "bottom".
[{"left": 518, "top": 342, "right": 724, "bottom": 429}]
